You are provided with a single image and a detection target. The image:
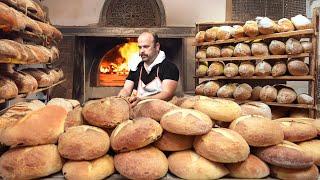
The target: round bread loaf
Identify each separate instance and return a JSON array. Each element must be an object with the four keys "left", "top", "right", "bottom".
[
  {"left": 255, "top": 140, "right": 314, "bottom": 169},
  {"left": 160, "top": 108, "right": 213, "bottom": 135},
  {"left": 289, "top": 108, "right": 309, "bottom": 118},
  {"left": 291, "top": 14, "right": 312, "bottom": 30},
  {"left": 195, "top": 31, "right": 205, "bottom": 43},
  {"left": 270, "top": 164, "right": 319, "bottom": 180},
  {"left": 269, "top": 40, "right": 286, "bottom": 55},
  {"left": 48, "top": 98, "right": 73, "bottom": 112},
  {"left": 196, "top": 49, "right": 206, "bottom": 59},
  {"left": 195, "top": 84, "right": 205, "bottom": 95},
  {"left": 233, "top": 83, "right": 252, "bottom": 100},
  {"left": 132, "top": 99, "right": 178, "bottom": 121},
  {"left": 203, "top": 81, "right": 220, "bottom": 97},
  {"left": 260, "top": 85, "right": 277, "bottom": 102},
  {"left": 243, "top": 21, "right": 259, "bottom": 37},
  {"left": 239, "top": 61, "right": 255, "bottom": 77},
  {"left": 276, "top": 18, "right": 295, "bottom": 32},
  {"left": 301, "top": 41, "right": 312, "bottom": 53},
  {"left": 168, "top": 150, "right": 229, "bottom": 179},
  {"left": 207, "top": 61, "right": 224, "bottom": 76},
  {"left": 220, "top": 46, "right": 234, "bottom": 57},
  {"left": 0, "top": 105, "right": 67, "bottom": 147},
  {"left": 226, "top": 154, "right": 270, "bottom": 179},
  {"left": 193, "top": 128, "right": 250, "bottom": 163},
  {"left": 0, "top": 75, "right": 18, "bottom": 99},
  {"left": 272, "top": 61, "right": 287, "bottom": 77},
  {"left": 204, "top": 27, "right": 218, "bottom": 41},
  {"left": 217, "top": 83, "right": 237, "bottom": 98},
  {"left": 194, "top": 98, "right": 241, "bottom": 122},
  {"left": 62, "top": 155, "right": 114, "bottom": 180},
  {"left": 276, "top": 87, "right": 297, "bottom": 104},
  {"left": 196, "top": 64, "right": 208, "bottom": 77},
  {"left": 286, "top": 38, "right": 303, "bottom": 55},
  {"left": 2, "top": 71, "right": 38, "bottom": 94},
  {"left": 114, "top": 146, "right": 168, "bottom": 179},
  {"left": 154, "top": 131, "right": 194, "bottom": 151},
  {"left": 206, "top": 46, "right": 221, "bottom": 58},
  {"left": 251, "top": 42, "right": 269, "bottom": 56},
  {"left": 229, "top": 115, "right": 284, "bottom": 147},
  {"left": 65, "top": 106, "right": 84, "bottom": 130},
  {"left": 233, "top": 43, "right": 251, "bottom": 57},
  {"left": 297, "top": 93, "right": 314, "bottom": 104},
  {"left": 231, "top": 25, "right": 245, "bottom": 38},
  {"left": 0, "top": 144, "right": 63, "bottom": 180},
  {"left": 111, "top": 118, "right": 162, "bottom": 152},
  {"left": 217, "top": 26, "right": 232, "bottom": 40},
  {"left": 82, "top": 97, "right": 130, "bottom": 128},
  {"left": 58, "top": 125, "right": 110, "bottom": 160},
  {"left": 299, "top": 140, "right": 320, "bottom": 166},
  {"left": 274, "top": 118, "right": 317, "bottom": 142},
  {"left": 250, "top": 86, "right": 262, "bottom": 100},
  {"left": 240, "top": 102, "right": 272, "bottom": 119},
  {"left": 256, "top": 17, "right": 276, "bottom": 34},
  {"left": 178, "top": 95, "right": 211, "bottom": 109},
  {"left": 255, "top": 61, "right": 271, "bottom": 76},
  {"left": 287, "top": 59, "right": 309, "bottom": 76},
  {"left": 224, "top": 63, "right": 238, "bottom": 77}
]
